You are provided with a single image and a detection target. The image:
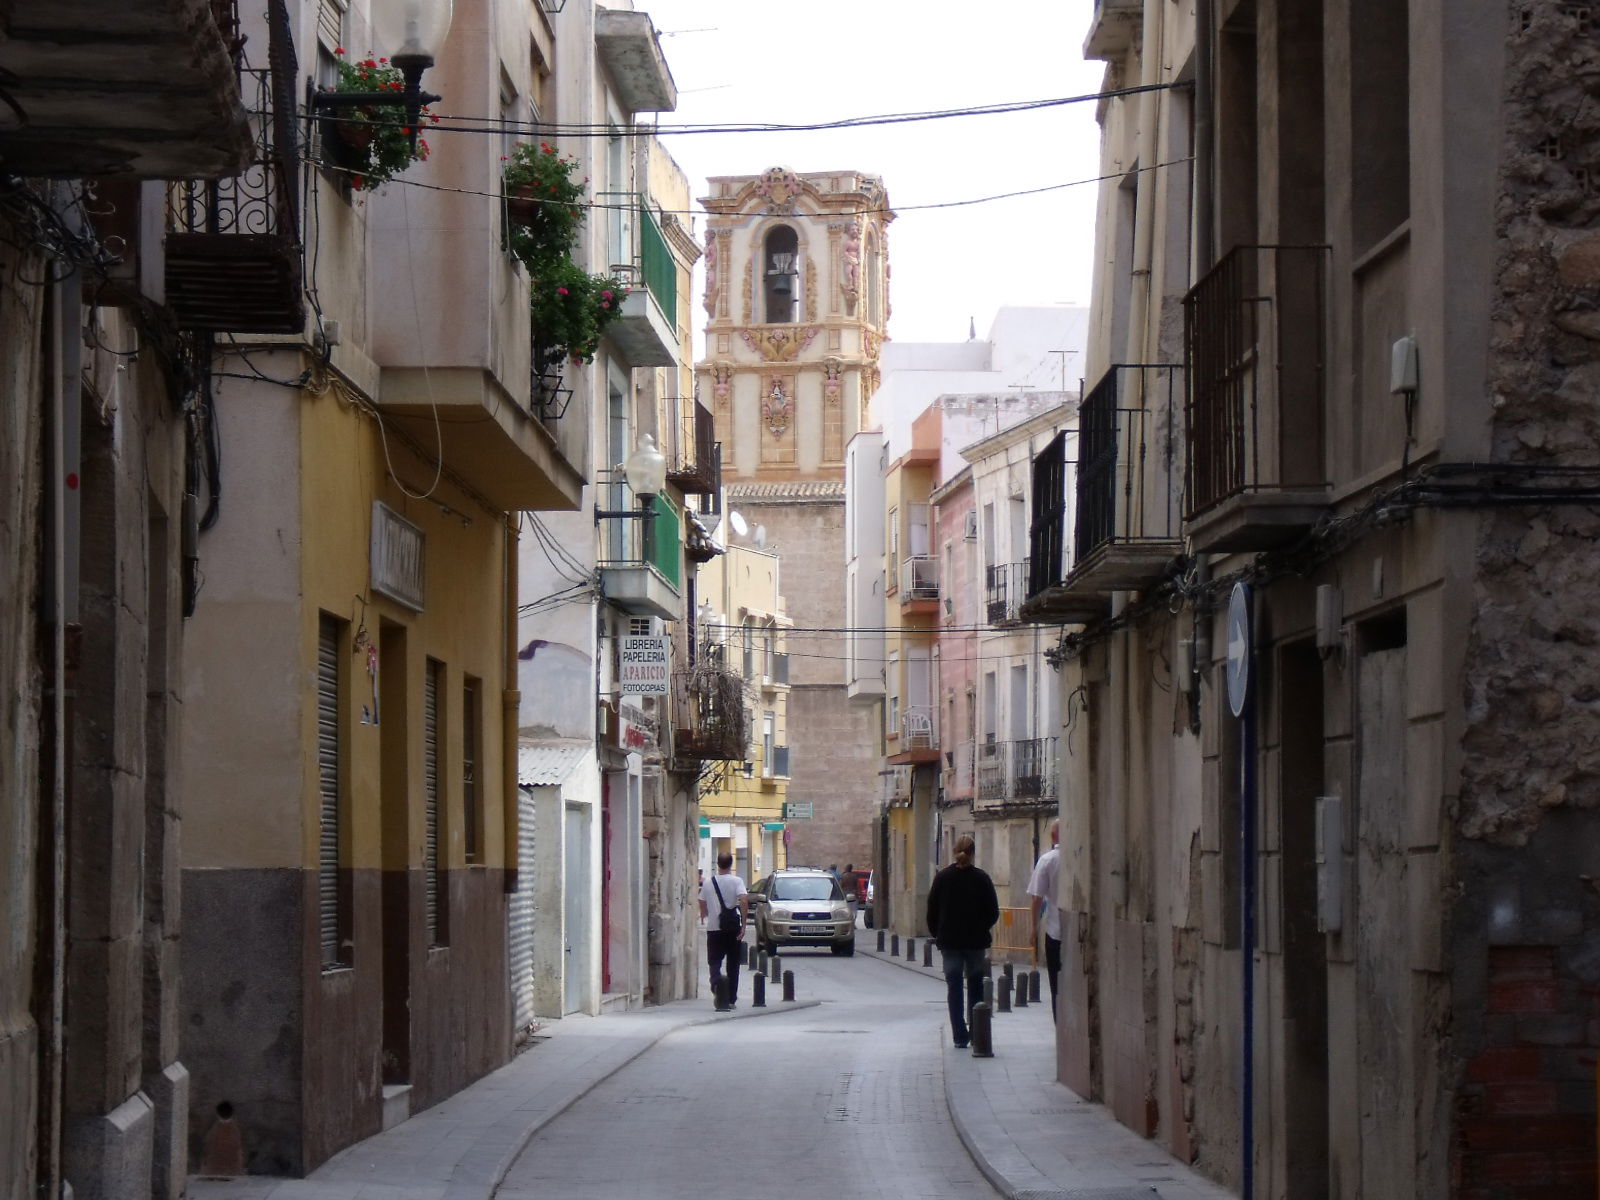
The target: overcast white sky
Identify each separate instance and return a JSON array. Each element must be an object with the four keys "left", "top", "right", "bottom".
[{"left": 635, "top": 1, "right": 1107, "bottom": 349}]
